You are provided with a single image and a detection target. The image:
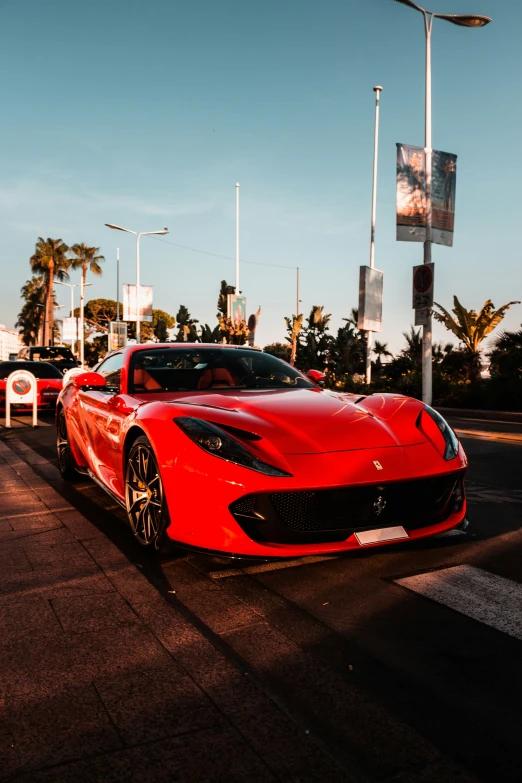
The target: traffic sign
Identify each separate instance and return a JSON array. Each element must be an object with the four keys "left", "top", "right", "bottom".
[
  {"left": 412, "top": 263, "right": 434, "bottom": 310},
  {"left": 5, "top": 370, "right": 38, "bottom": 427}
]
